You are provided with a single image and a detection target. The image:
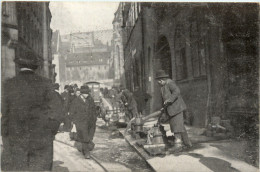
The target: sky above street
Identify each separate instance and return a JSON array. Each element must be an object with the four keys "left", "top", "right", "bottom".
[{"left": 50, "top": 2, "right": 119, "bottom": 35}]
